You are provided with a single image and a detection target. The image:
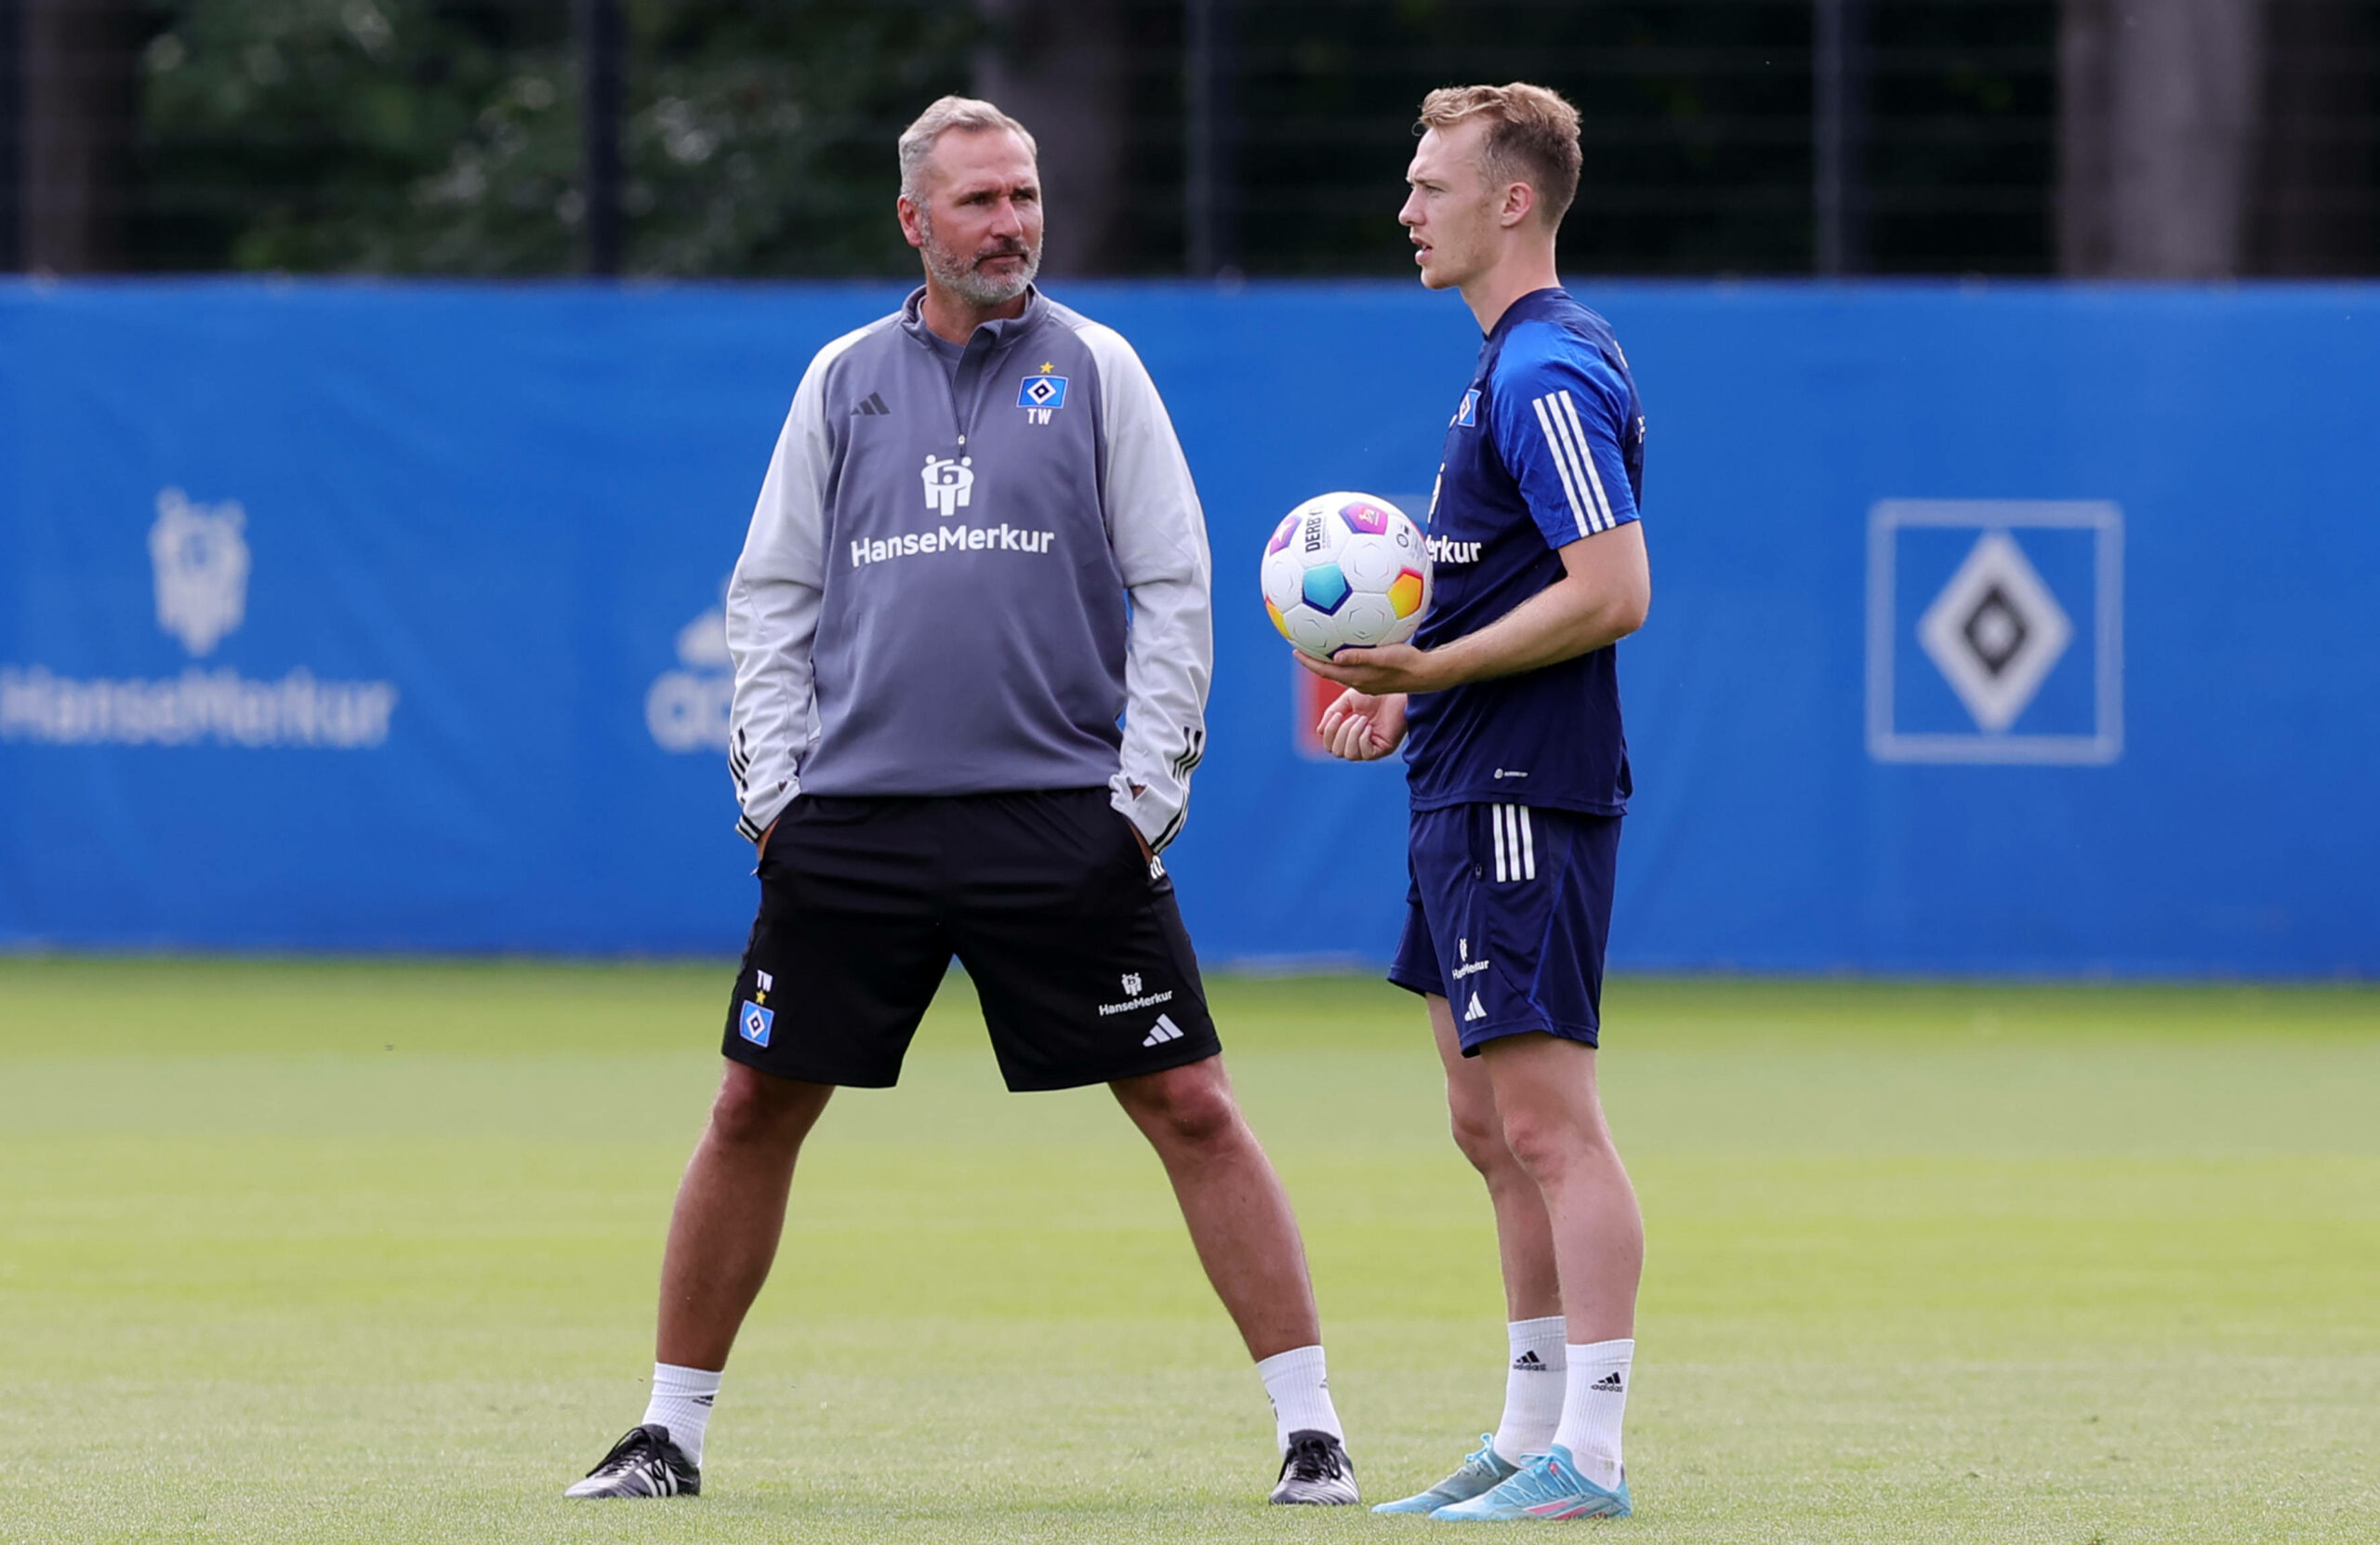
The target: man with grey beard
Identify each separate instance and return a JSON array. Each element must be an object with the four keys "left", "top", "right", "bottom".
[{"left": 564, "top": 97, "right": 1359, "bottom": 1508}]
